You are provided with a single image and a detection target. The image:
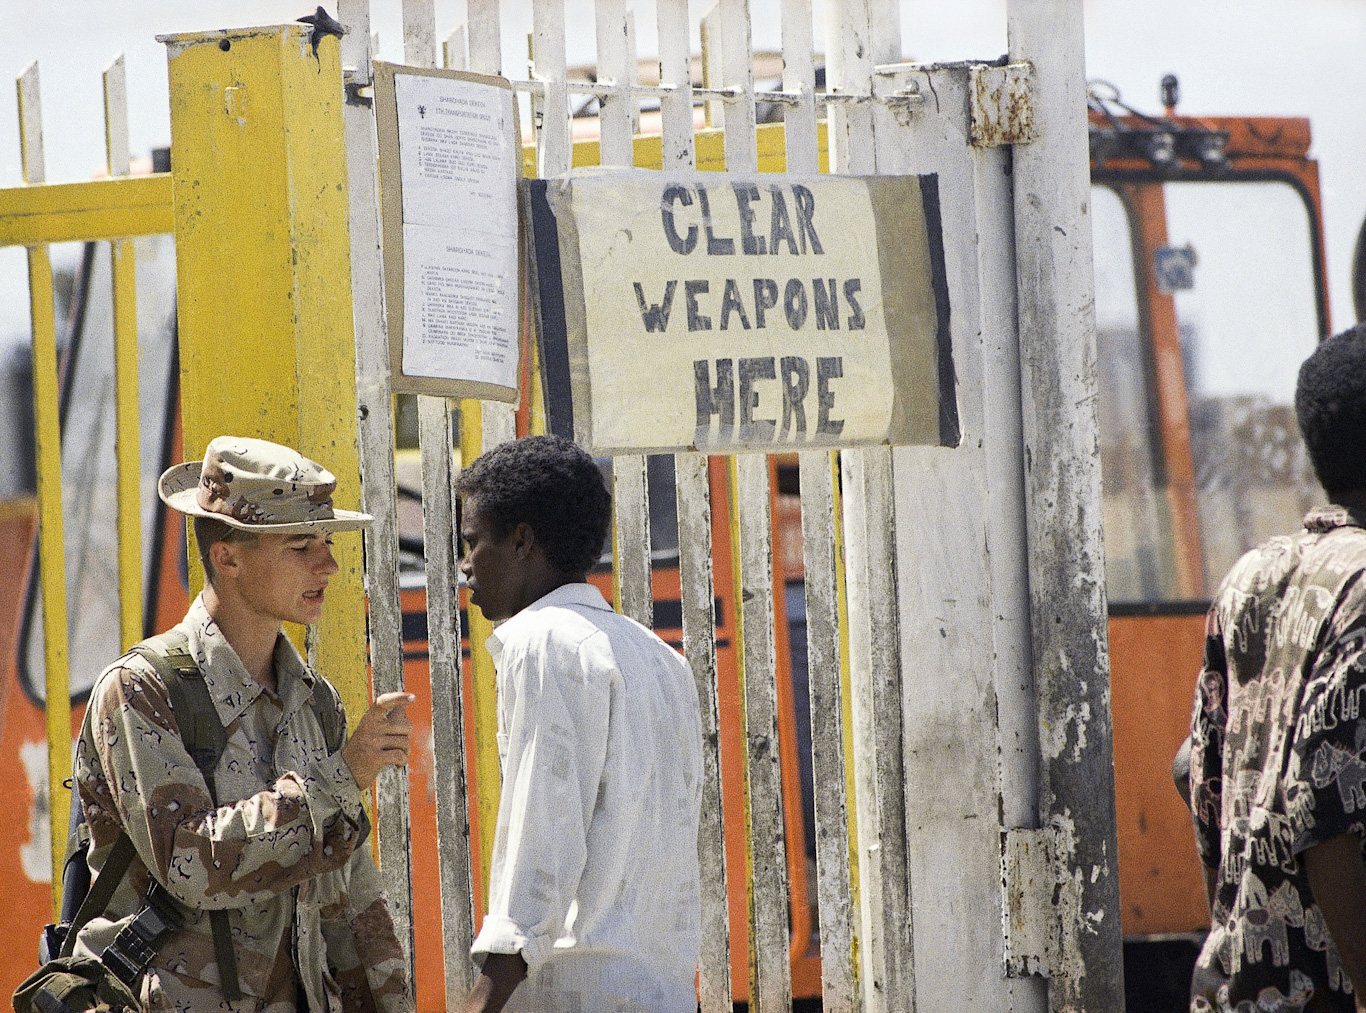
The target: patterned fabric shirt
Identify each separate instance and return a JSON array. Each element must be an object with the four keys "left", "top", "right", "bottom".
[
  {"left": 1190, "top": 505, "right": 1366, "bottom": 1012},
  {"left": 72, "top": 594, "right": 409, "bottom": 1013},
  {"left": 469, "top": 583, "right": 704, "bottom": 1012}
]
